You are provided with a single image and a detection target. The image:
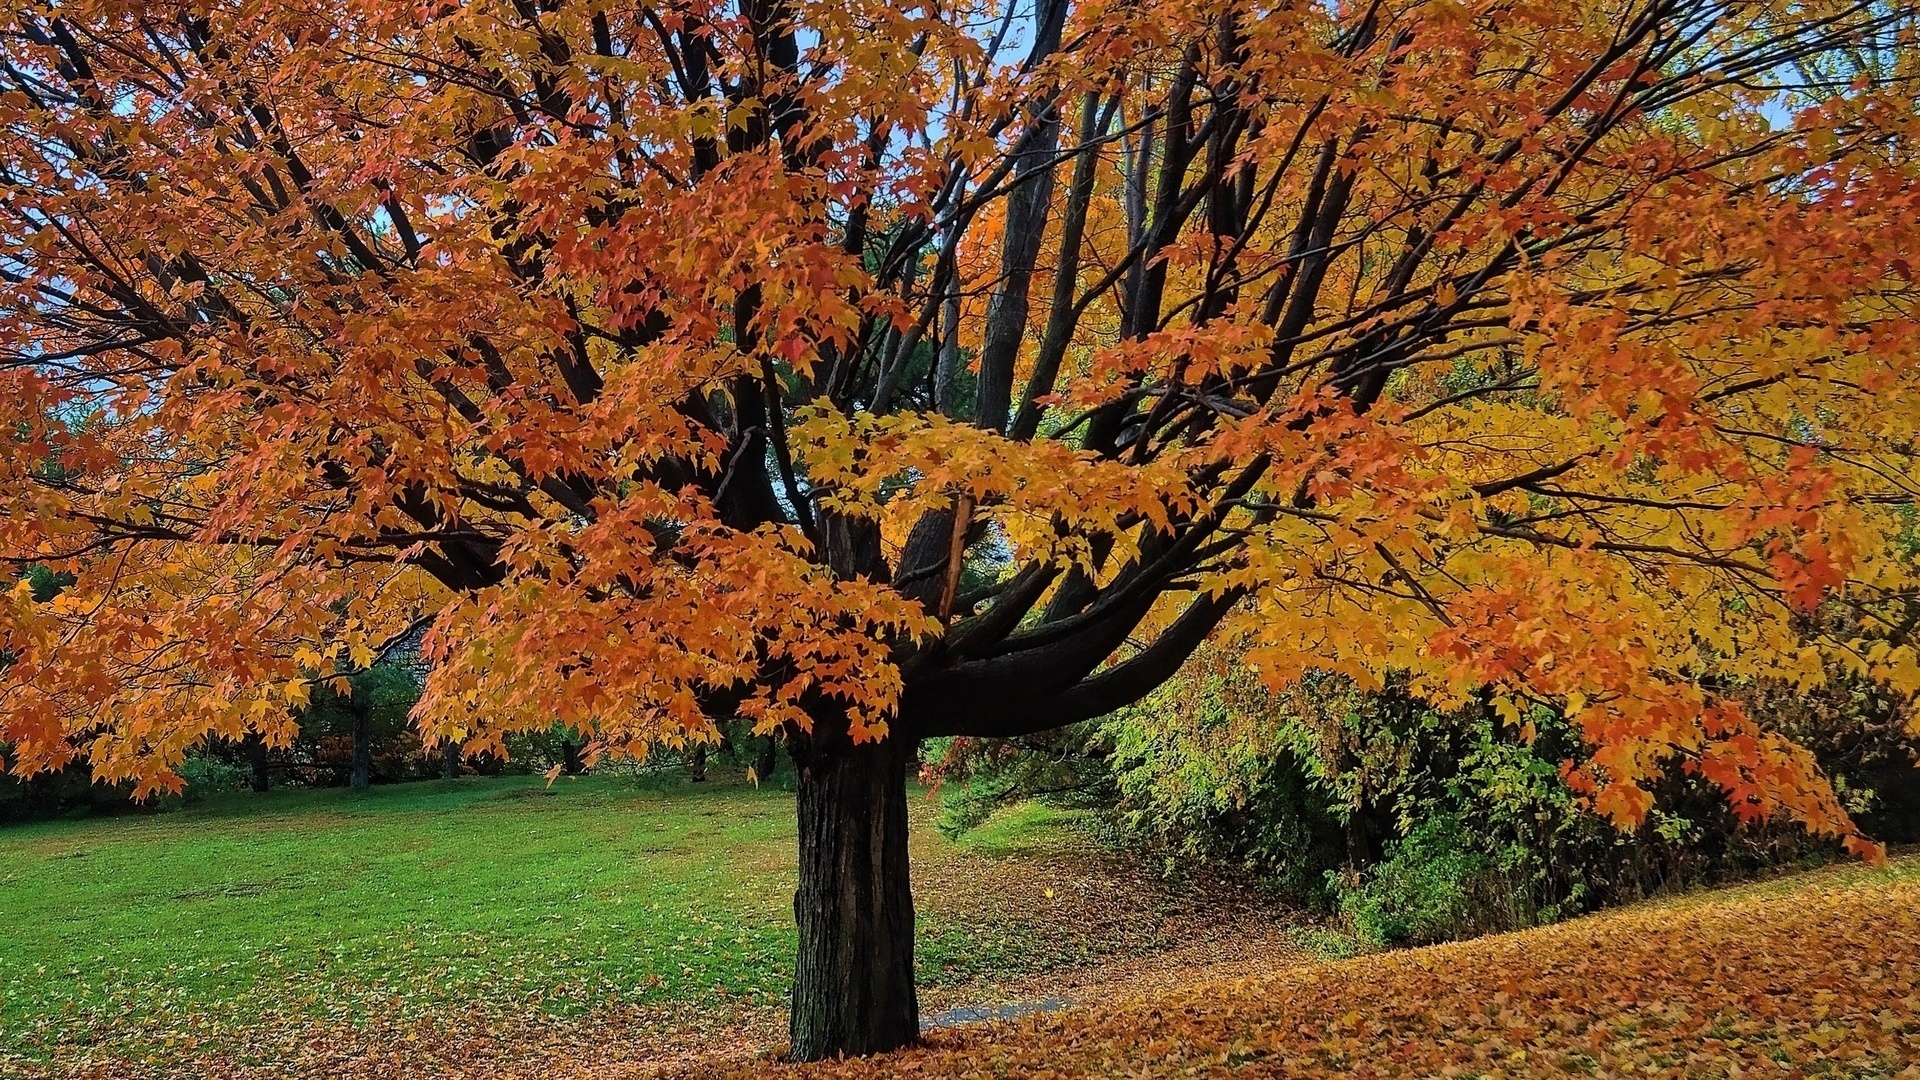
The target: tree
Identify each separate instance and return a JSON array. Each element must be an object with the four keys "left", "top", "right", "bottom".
[
  {"left": 2, "top": 0, "right": 1917, "bottom": 1059},
  {"left": 293, "top": 661, "right": 424, "bottom": 789},
  {"left": 243, "top": 731, "right": 271, "bottom": 793}
]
